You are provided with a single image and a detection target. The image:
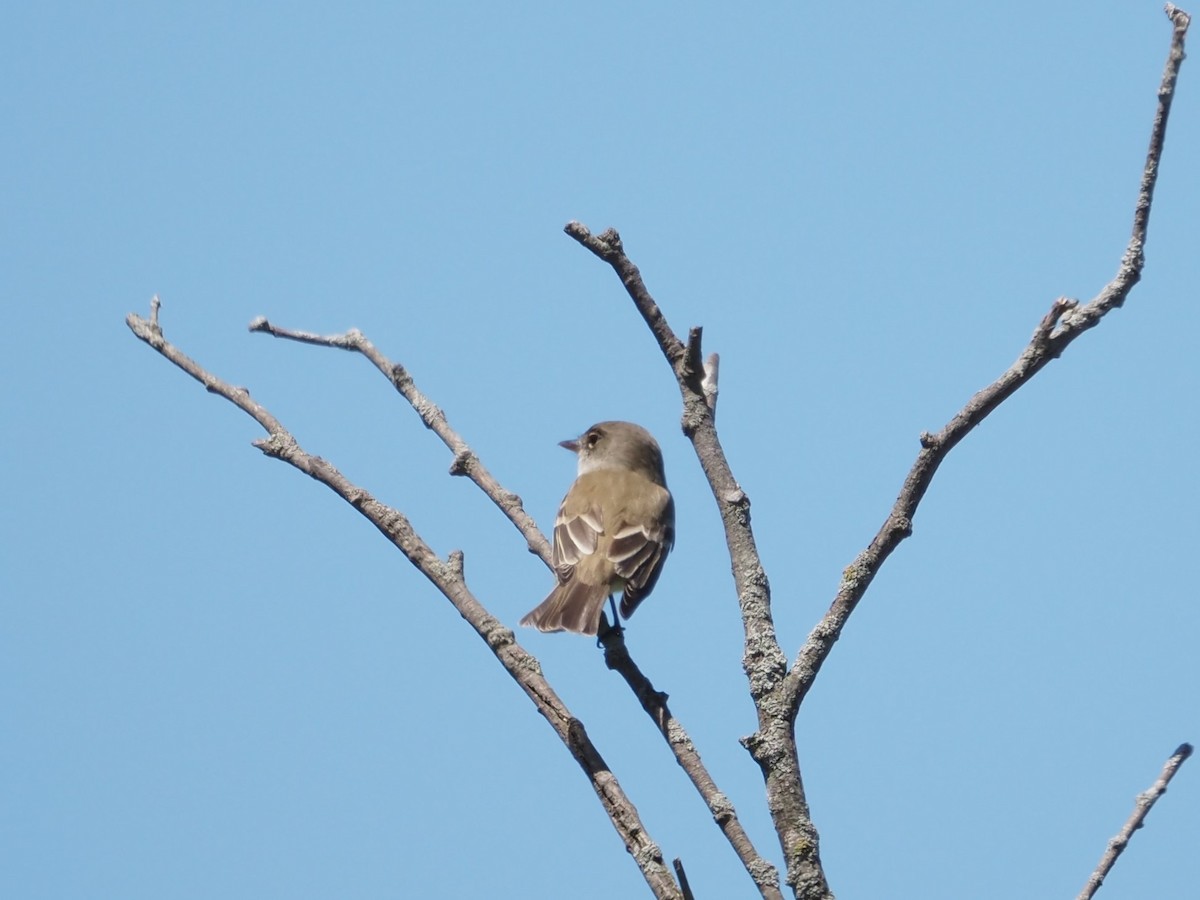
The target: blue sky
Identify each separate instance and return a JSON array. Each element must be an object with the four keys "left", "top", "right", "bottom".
[{"left": 3, "top": 3, "right": 1197, "bottom": 898}]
